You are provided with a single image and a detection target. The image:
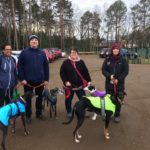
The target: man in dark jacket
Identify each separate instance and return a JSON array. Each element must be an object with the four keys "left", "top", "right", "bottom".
[
  {"left": 18, "top": 35, "right": 49, "bottom": 123},
  {"left": 102, "top": 43, "right": 129, "bottom": 123}
]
